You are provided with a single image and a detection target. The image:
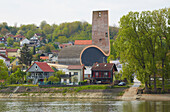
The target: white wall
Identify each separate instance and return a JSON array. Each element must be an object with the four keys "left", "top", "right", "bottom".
[{"left": 68, "top": 69, "right": 83, "bottom": 82}]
